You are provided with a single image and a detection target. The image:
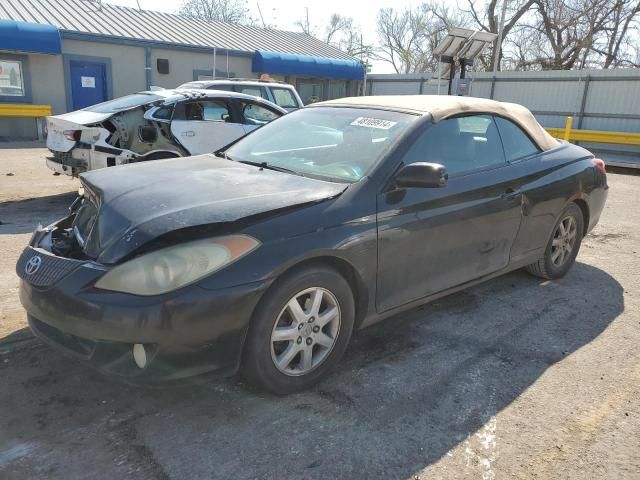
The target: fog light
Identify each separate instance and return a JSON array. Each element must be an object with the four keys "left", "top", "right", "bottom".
[{"left": 133, "top": 343, "right": 147, "bottom": 369}]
